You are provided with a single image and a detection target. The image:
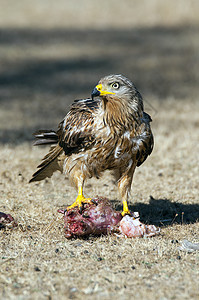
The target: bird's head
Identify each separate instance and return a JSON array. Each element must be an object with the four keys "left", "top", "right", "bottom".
[
  {"left": 91, "top": 74, "right": 139, "bottom": 101},
  {"left": 91, "top": 75, "right": 144, "bottom": 129}
]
